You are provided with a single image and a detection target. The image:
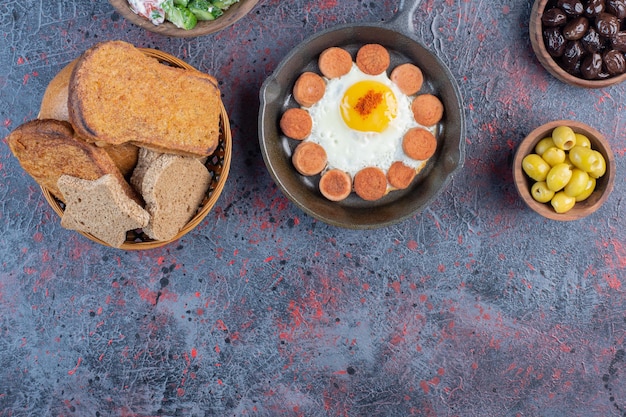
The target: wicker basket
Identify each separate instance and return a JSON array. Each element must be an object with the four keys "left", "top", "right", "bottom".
[{"left": 41, "top": 48, "right": 232, "bottom": 250}]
